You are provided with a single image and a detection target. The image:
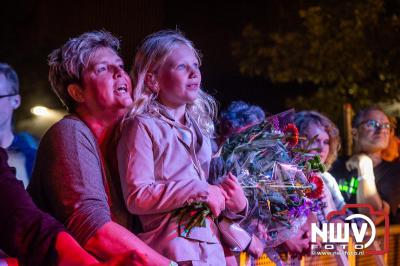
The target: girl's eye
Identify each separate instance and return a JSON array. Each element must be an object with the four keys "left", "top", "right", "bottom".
[
  {"left": 177, "top": 64, "right": 185, "bottom": 70},
  {"left": 193, "top": 63, "right": 200, "bottom": 69}
]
